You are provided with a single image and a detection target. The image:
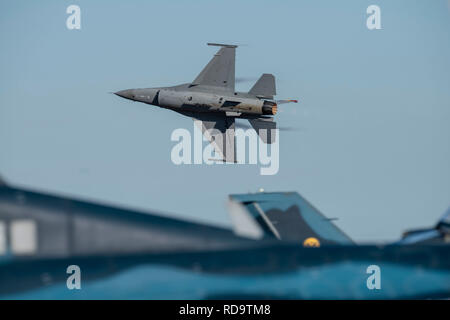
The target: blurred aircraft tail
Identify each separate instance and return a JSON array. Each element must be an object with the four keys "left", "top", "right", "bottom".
[{"left": 228, "top": 192, "right": 354, "bottom": 246}]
